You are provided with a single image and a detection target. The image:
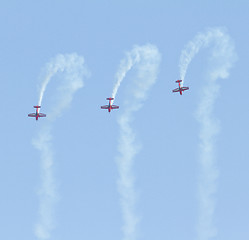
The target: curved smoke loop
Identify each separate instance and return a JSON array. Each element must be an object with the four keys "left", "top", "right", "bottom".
[
  {"left": 112, "top": 44, "right": 161, "bottom": 240},
  {"left": 179, "top": 28, "right": 237, "bottom": 240},
  {"left": 32, "top": 53, "right": 89, "bottom": 240}
]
